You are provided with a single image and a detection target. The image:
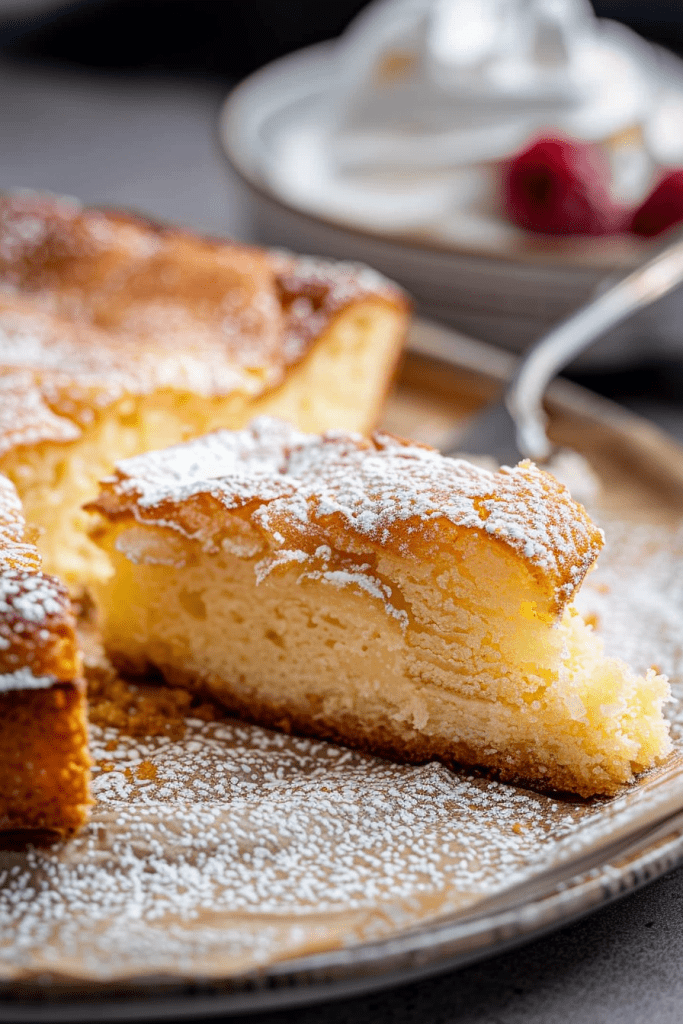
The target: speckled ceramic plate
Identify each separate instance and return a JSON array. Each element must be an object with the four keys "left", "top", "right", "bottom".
[{"left": 3, "top": 321, "right": 683, "bottom": 1022}]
